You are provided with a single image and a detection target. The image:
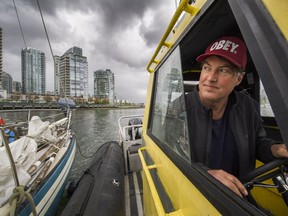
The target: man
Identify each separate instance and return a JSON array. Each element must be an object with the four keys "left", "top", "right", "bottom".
[{"left": 186, "top": 36, "right": 288, "bottom": 197}]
